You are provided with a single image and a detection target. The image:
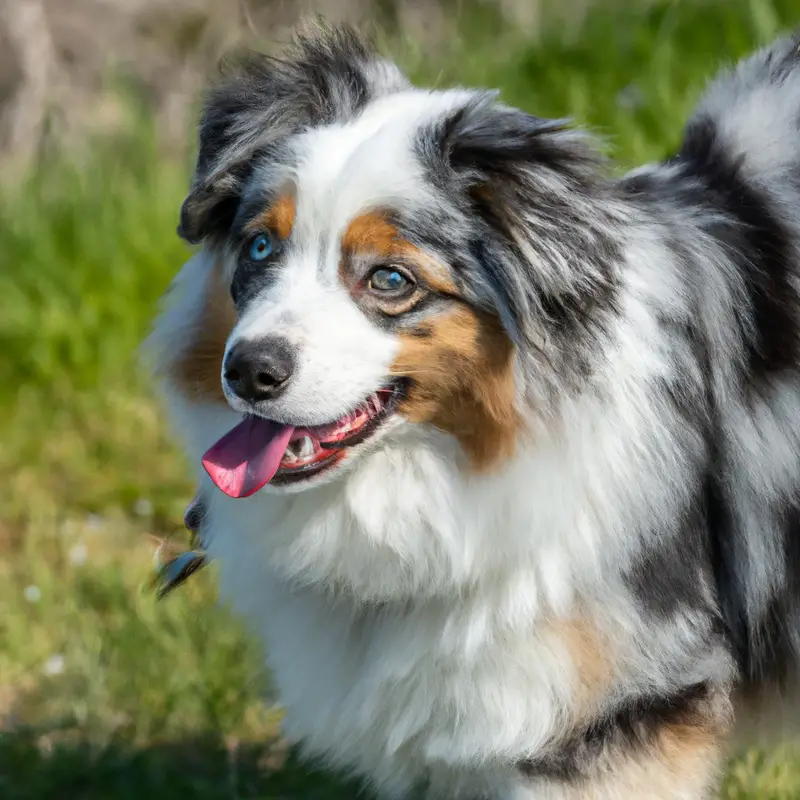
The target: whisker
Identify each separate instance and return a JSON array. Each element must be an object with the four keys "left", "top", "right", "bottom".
[{"left": 388, "top": 369, "right": 442, "bottom": 378}]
